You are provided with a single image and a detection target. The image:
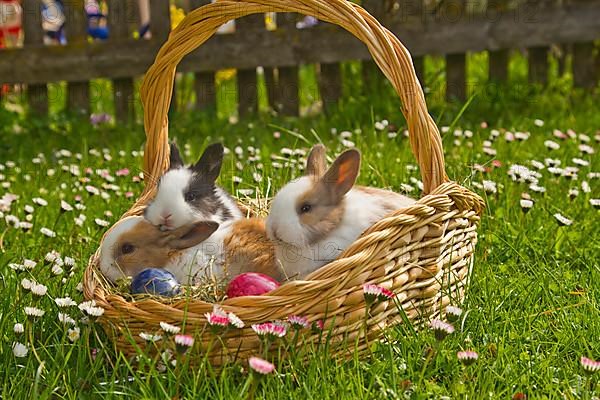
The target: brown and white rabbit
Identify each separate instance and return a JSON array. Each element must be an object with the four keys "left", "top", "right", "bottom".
[
  {"left": 144, "top": 143, "right": 243, "bottom": 231},
  {"left": 266, "top": 144, "right": 415, "bottom": 279},
  {"left": 98, "top": 216, "right": 281, "bottom": 285}
]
